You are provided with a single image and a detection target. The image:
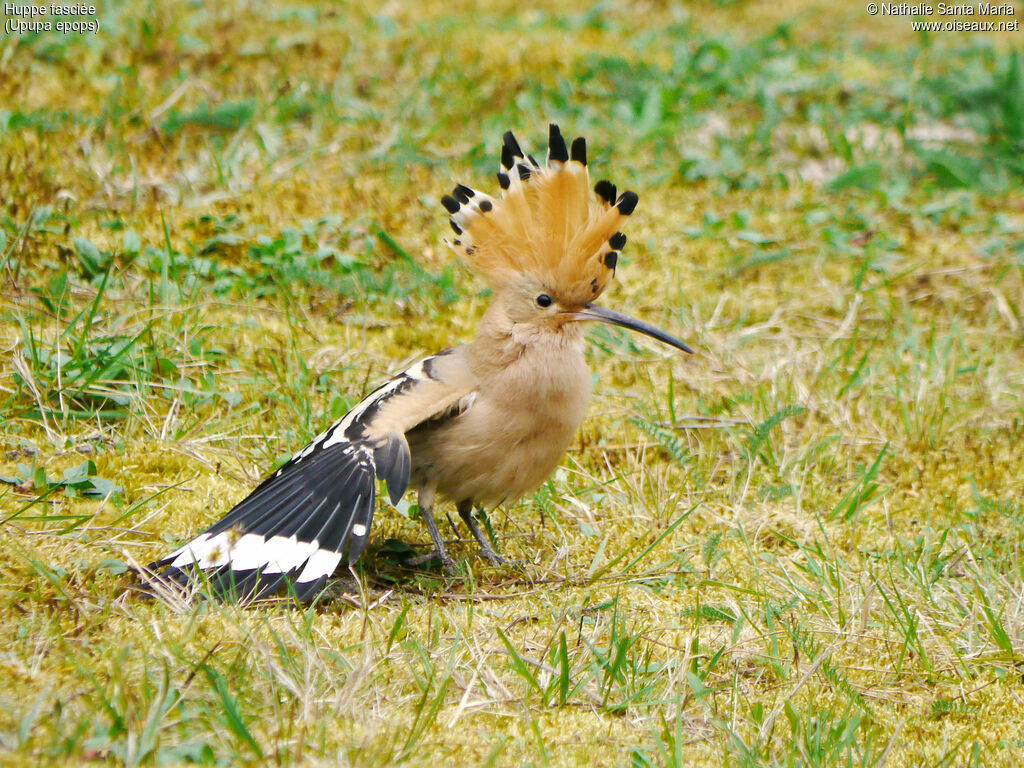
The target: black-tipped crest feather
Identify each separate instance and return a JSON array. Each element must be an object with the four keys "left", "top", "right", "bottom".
[
  {"left": 570, "top": 136, "right": 587, "bottom": 165},
  {"left": 548, "top": 124, "right": 568, "bottom": 163}
]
